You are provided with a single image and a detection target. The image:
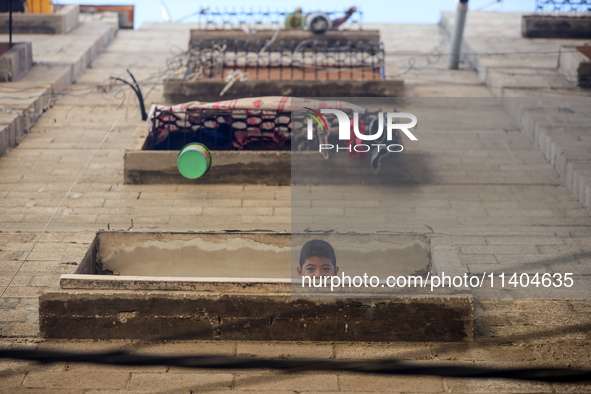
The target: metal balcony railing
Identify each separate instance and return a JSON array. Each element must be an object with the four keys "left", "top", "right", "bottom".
[
  {"left": 534, "top": 0, "right": 591, "bottom": 14},
  {"left": 179, "top": 7, "right": 363, "bottom": 30}
]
